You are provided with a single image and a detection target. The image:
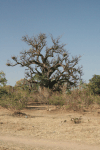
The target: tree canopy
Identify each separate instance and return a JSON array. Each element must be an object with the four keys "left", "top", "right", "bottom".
[
  {"left": 15, "top": 78, "right": 38, "bottom": 92},
  {"left": 6, "top": 33, "right": 83, "bottom": 91},
  {"left": 87, "top": 74, "right": 100, "bottom": 95},
  {"left": 0, "top": 71, "right": 7, "bottom": 87}
]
